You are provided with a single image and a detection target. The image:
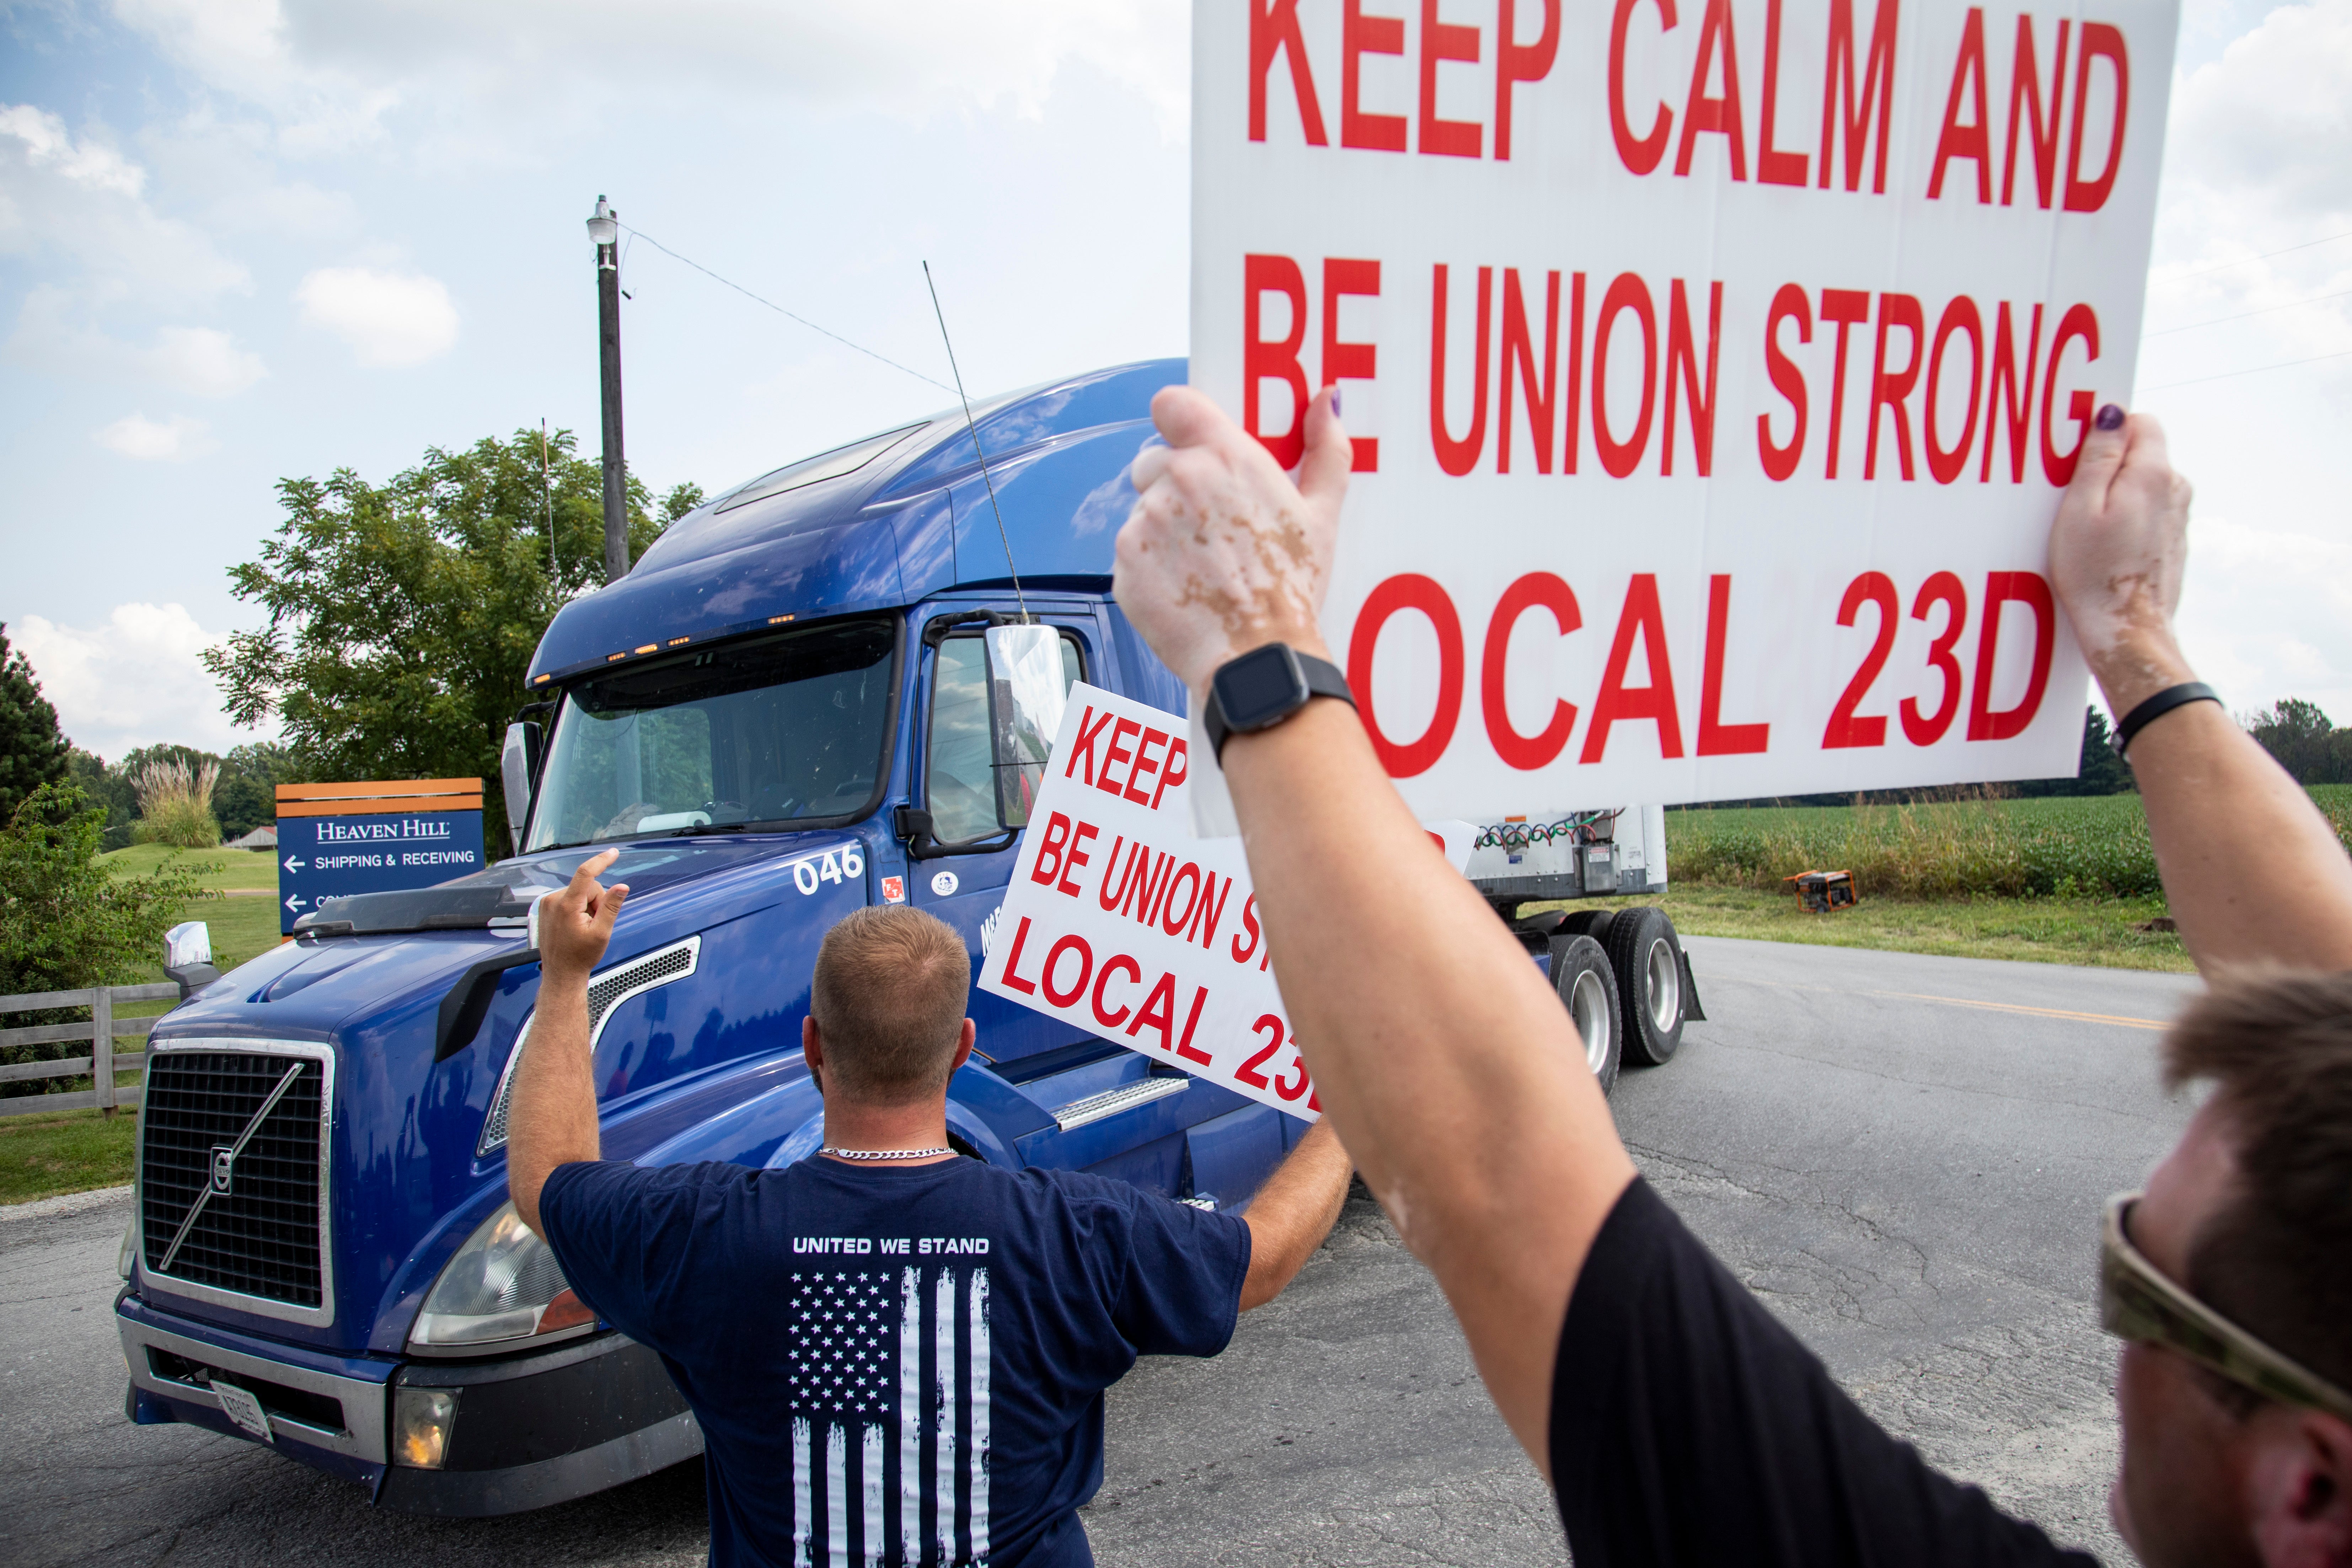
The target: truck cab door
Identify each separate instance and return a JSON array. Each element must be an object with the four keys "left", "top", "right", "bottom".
[{"left": 906, "top": 608, "right": 1089, "bottom": 1067}]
